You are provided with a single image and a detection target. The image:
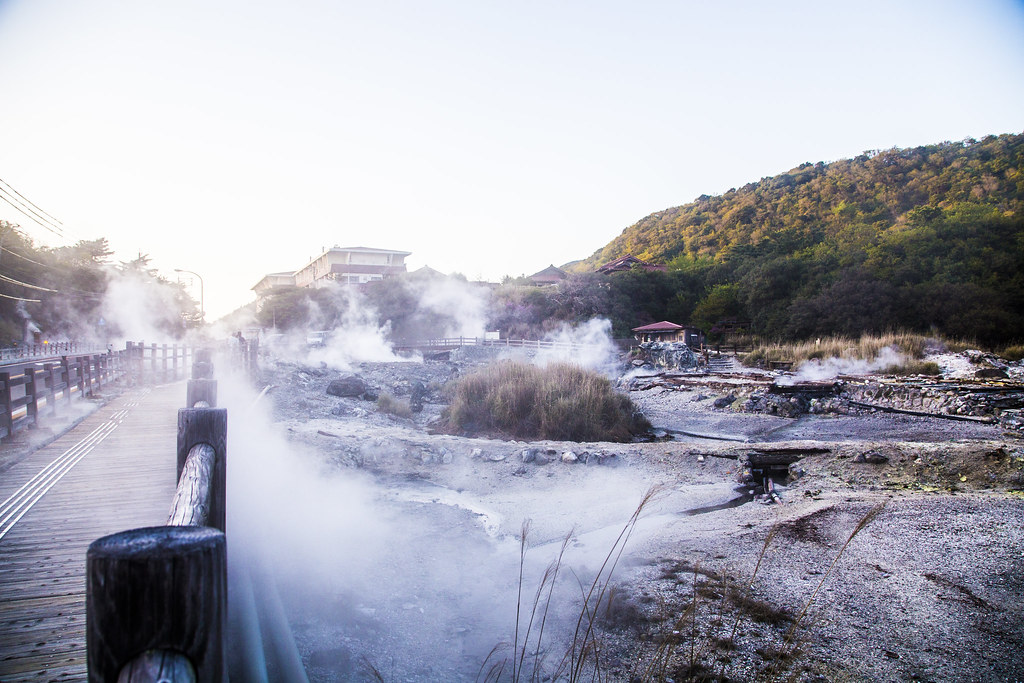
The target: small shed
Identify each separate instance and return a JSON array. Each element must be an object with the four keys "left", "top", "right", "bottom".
[{"left": 632, "top": 321, "right": 705, "bottom": 347}]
